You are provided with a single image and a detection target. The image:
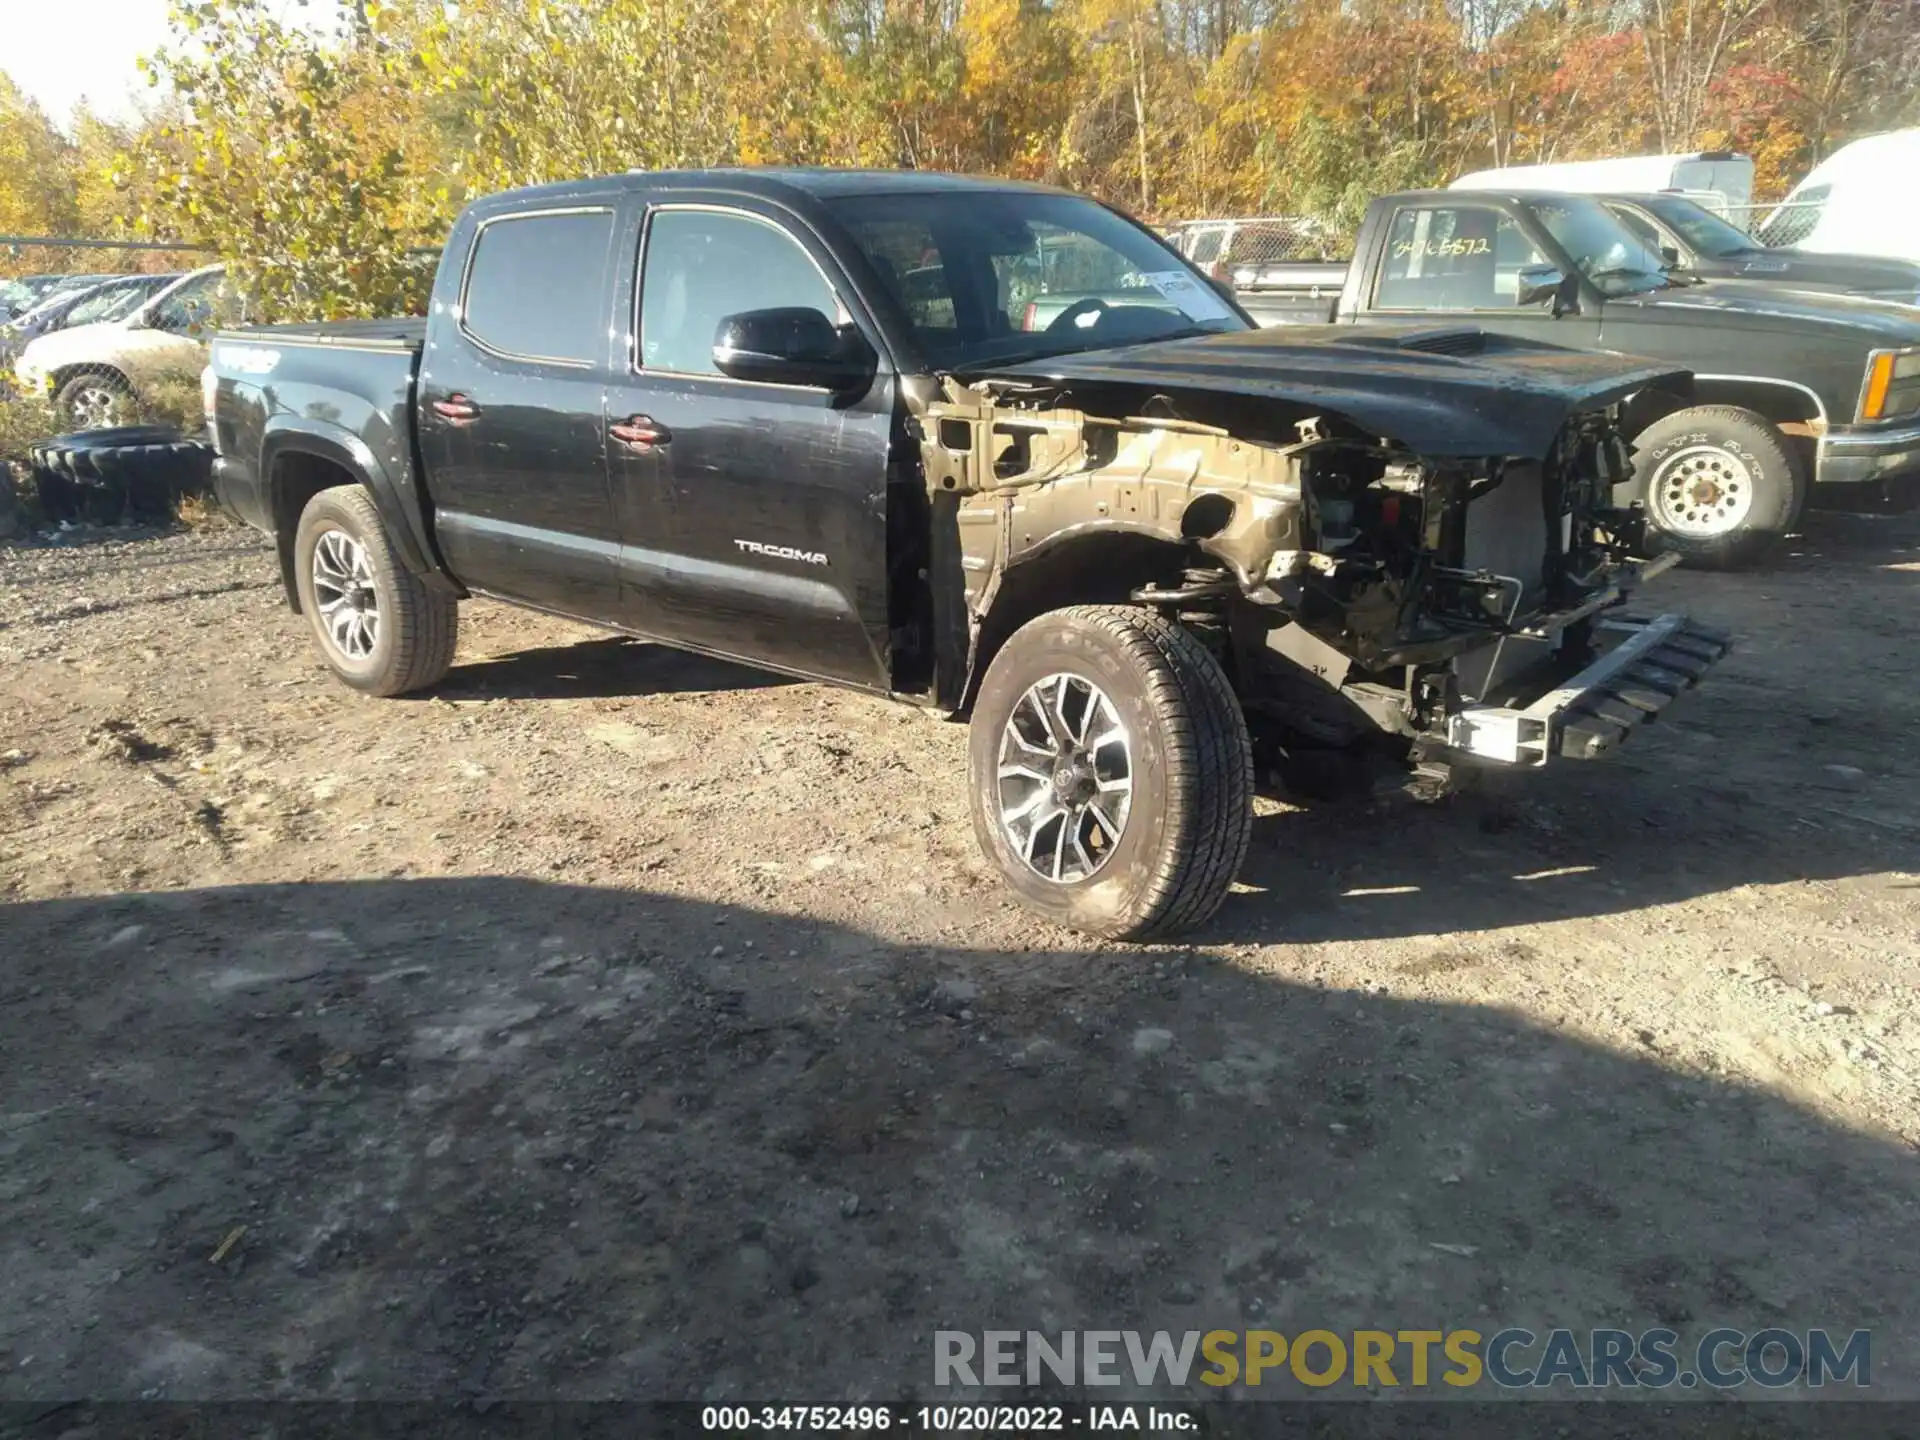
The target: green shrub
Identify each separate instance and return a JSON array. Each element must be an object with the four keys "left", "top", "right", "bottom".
[{"left": 0, "top": 389, "right": 59, "bottom": 471}]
